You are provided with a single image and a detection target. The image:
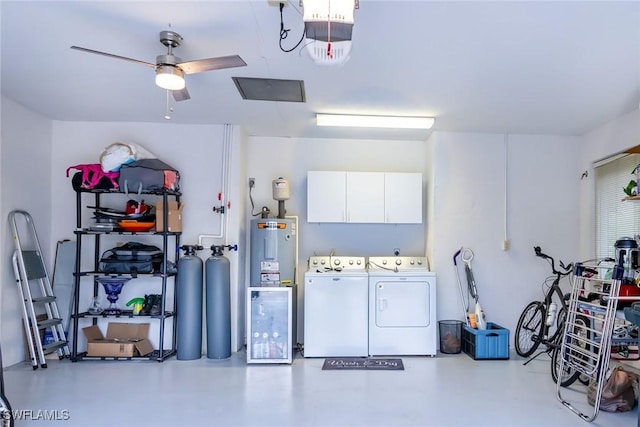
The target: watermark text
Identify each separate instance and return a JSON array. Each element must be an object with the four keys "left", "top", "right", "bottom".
[{"left": 2, "top": 409, "right": 70, "bottom": 421}]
